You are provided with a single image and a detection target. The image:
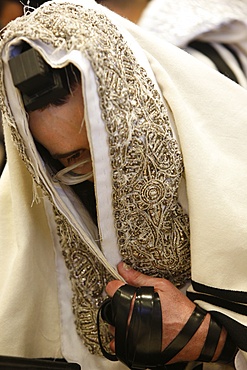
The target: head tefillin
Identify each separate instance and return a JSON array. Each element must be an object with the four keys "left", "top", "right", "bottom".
[{"left": 9, "top": 43, "right": 71, "bottom": 112}]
